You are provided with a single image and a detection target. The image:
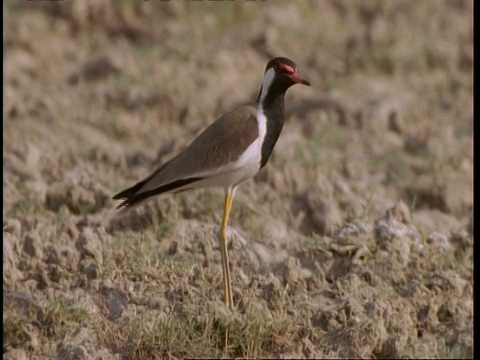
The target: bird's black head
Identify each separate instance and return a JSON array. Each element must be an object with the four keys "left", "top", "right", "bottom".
[
  {"left": 265, "top": 57, "right": 311, "bottom": 86},
  {"left": 258, "top": 57, "right": 310, "bottom": 105}
]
